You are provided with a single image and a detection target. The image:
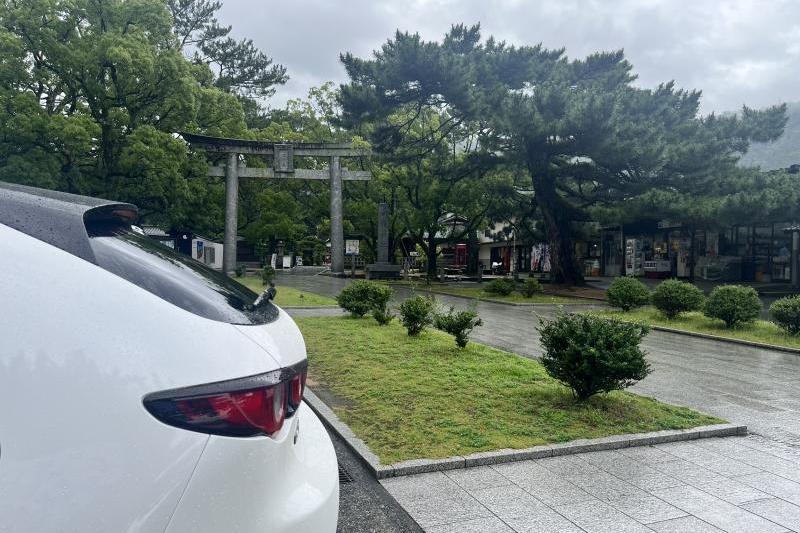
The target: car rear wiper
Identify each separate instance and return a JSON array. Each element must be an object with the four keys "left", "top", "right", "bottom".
[{"left": 253, "top": 283, "right": 277, "bottom": 308}]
